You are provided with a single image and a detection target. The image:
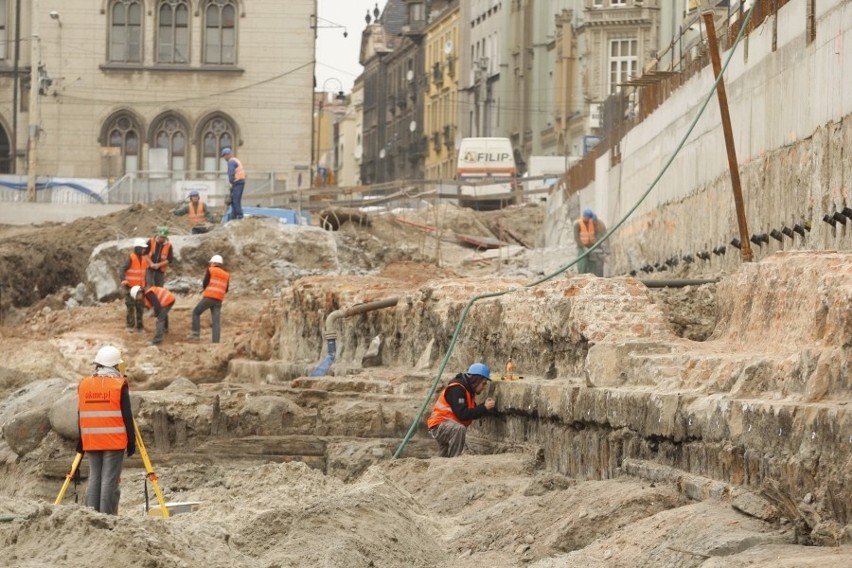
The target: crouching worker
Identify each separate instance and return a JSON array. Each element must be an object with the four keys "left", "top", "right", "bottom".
[
  {"left": 77, "top": 345, "right": 135, "bottom": 515},
  {"left": 130, "top": 285, "right": 175, "bottom": 345},
  {"left": 427, "top": 363, "right": 496, "bottom": 457},
  {"left": 192, "top": 254, "right": 230, "bottom": 343}
]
